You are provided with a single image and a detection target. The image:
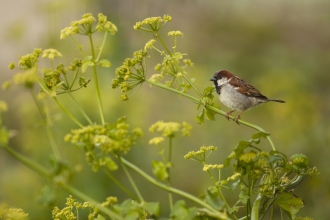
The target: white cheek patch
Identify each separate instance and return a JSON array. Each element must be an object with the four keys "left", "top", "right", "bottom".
[{"left": 217, "top": 78, "right": 231, "bottom": 86}]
